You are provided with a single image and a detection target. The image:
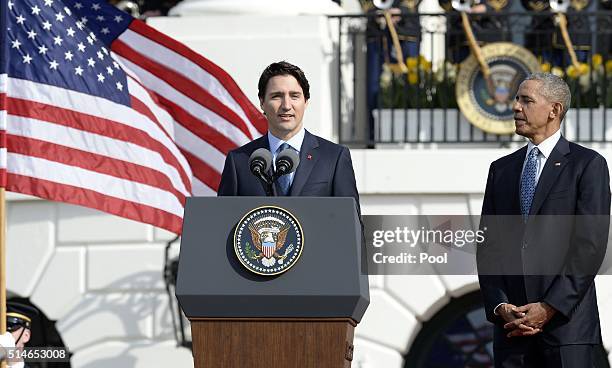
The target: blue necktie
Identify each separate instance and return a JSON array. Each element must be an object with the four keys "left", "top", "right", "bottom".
[
  {"left": 520, "top": 147, "right": 540, "bottom": 220},
  {"left": 276, "top": 143, "right": 293, "bottom": 196}
]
